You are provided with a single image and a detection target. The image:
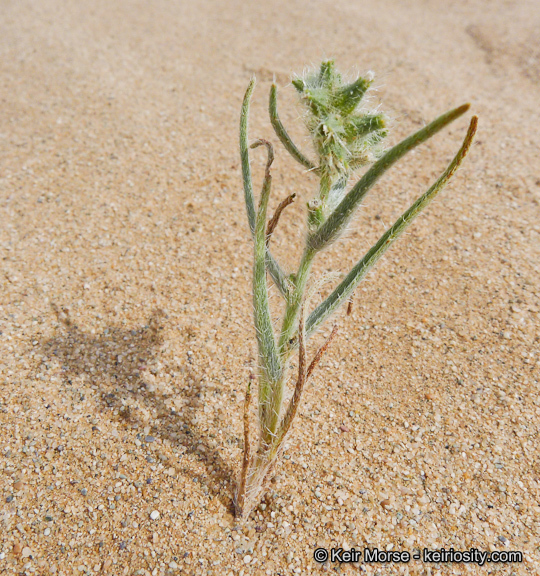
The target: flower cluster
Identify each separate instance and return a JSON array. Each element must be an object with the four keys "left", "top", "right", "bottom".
[{"left": 293, "top": 61, "right": 387, "bottom": 221}]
